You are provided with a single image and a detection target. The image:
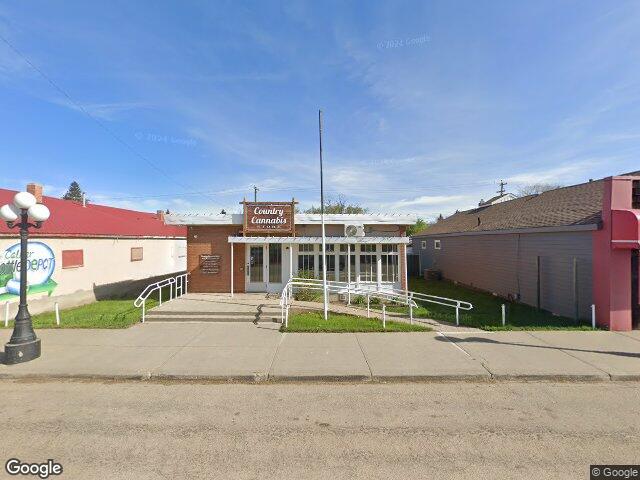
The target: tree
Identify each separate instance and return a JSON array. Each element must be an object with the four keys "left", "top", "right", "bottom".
[
  {"left": 304, "top": 195, "right": 369, "bottom": 214},
  {"left": 436, "top": 213, "right": 444, "bottom": 222},
  {"left": 406, "top": 217, "right": 428, "bottom": 236},
  {"left": 517, "top": 183, "right": 563, "bottom": 197},
  {"left": 62, "top": 181, "right": 84, "bottom": 202}
]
